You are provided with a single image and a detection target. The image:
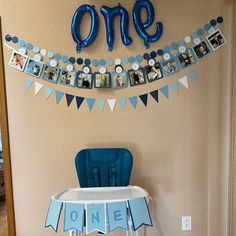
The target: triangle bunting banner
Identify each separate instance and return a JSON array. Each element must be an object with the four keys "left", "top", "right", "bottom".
[
  {"left": 178, "top": 76, "right": 189, "bottom": 89},
  {"left": 34, "top": 81, "right": 44, "bottom": 95}
]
